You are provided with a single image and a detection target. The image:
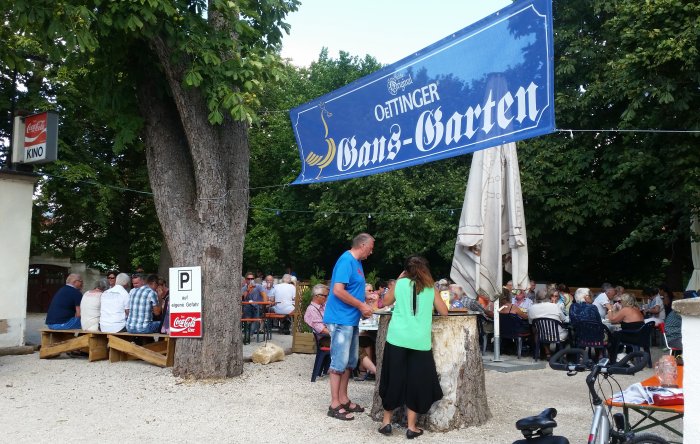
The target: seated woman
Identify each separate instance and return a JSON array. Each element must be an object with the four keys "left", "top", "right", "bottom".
[
  {"left": 660, "top": 284, "right": 675, "bottom": 319},
  {"left": 642, "top": 286, "right": 666, "bottom": 325},
  {"left": 356, "top": 284, "right": 379, "bottom": 380},
  {"left": 548, "top": 286, "right": 570, "bottom": 323},
  {"left": 557, "top": 283, "right": 573, "bottom": 316},
  {"left": 569, "top": 287, "right": 601, "bottom": 324},
  {"left": 607, "top": 293, "right": 645, "bottom": 362},
  {"left": 664, "top": 309, "right": 682, "bottom": 350}
]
